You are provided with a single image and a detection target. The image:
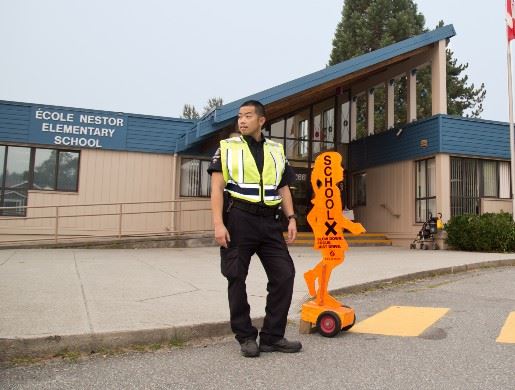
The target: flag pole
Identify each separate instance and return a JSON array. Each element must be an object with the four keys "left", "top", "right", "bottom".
[{"left": 508, "top": 41, "right": 515, "bottom": 220}]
